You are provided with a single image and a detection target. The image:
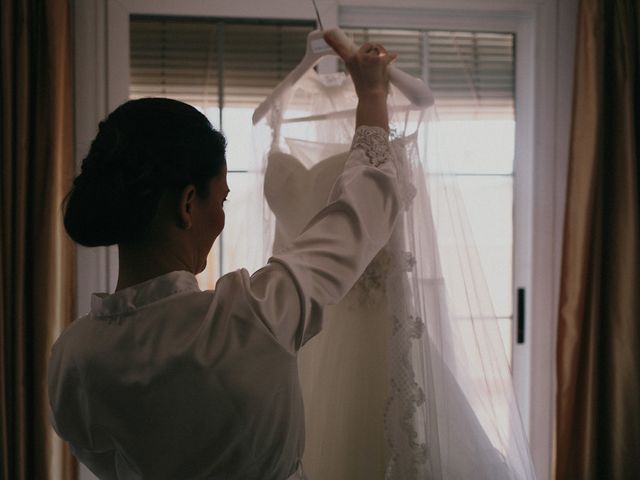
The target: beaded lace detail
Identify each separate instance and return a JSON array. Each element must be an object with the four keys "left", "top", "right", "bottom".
[
  {"left": 383, "top": 244, "right": 430, "bottom": 479},
  {"left": 348, "top": 128, "right": 430, "bottom": 477},
  {"left": 351, "top": 126, "right": 393, "bottom": 167}
]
